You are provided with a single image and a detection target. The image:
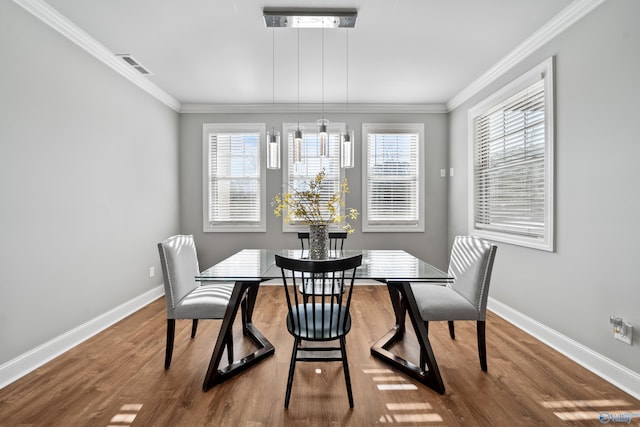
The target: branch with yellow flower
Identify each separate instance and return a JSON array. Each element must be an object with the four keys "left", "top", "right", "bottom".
[{"left": 272, "top": 169, "right": 359, "bottom": 233}]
